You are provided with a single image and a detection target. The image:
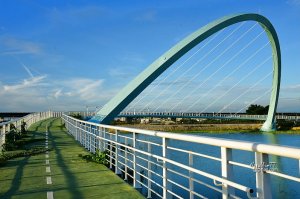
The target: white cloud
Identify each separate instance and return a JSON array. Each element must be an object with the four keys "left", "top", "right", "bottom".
[
  {"left": 0, "top": 75, "right": 119, "bottom": 112},
  {"left": 3, "top": 75, "right": 47, "bottom": 92},
  {"left": 53, "top": 89, "right": 62, "bottom": 99}
]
